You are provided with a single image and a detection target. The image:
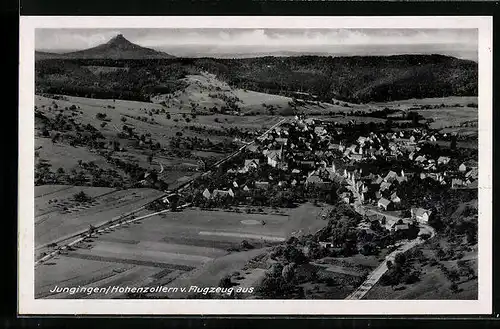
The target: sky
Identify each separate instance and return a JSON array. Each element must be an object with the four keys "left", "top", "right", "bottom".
[{"left": 35, "top": 28, "right": 478, "bottom": 61}]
